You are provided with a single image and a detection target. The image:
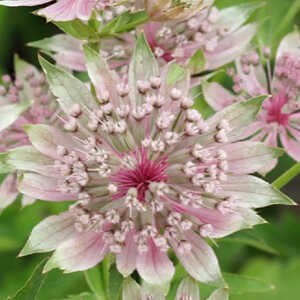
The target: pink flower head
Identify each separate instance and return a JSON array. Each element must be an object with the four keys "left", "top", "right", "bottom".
[
  {"left": 0, "top": 57, "right": 57, "bottom": 212},
  {"left": 143, "top": 4, "right": 258, "bottom": 71},
  {"left": 31, "top": 3, "right": 260, "bottom": 75},
  {"left": 9, "top": 35, "right": 292, "bottom": 285},
  {"left": 0, "top": 59, "right": 57, "bottom": 152},
  {"left": 204, "top": 31, "right": 300, "bottom": 171},
  {"left": 0, "top": 0, "right": 120, "bottom": 21}
]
